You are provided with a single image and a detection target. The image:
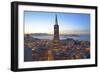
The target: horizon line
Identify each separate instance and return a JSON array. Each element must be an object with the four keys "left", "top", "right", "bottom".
[{"left": 24, "top": 33, "right": 90, "bottom": 35}]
